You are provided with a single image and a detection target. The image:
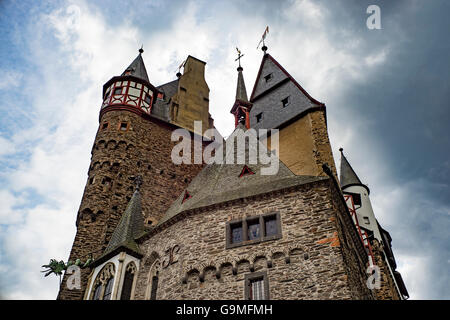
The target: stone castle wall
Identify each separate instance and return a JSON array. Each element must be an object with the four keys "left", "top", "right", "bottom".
[
  {"left": 133, "top": 179, "right": 373, "bottom": 300},
  {"left": 58, "top": 110, "right": 205, "bottom": 300}
]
